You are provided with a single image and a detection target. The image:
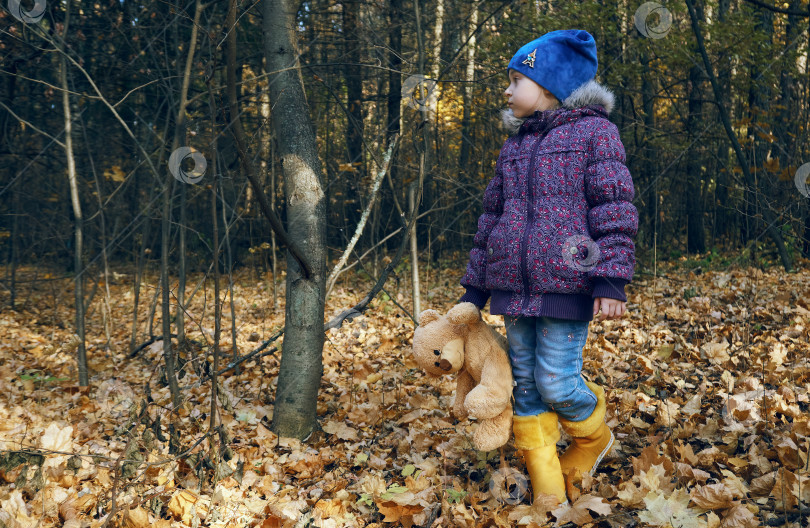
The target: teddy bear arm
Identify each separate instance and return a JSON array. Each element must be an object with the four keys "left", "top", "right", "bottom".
[
  {"left": 464, "top": 359, "right": 512, "bottom": 420},
  {"left": 452, "top": 369, "right": 475, "bottom": 419},
  {"left": 467, "top": 353, "right": 513, "bottom": 412}
]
